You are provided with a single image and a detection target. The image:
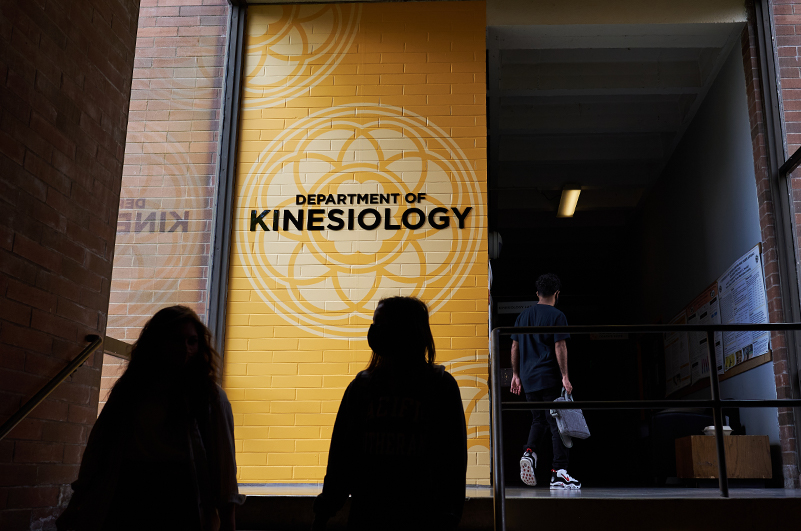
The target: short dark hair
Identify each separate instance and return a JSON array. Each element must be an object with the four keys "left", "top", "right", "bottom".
[{"left": 536, "top": 273, "right": 561, "bottom": 297}]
